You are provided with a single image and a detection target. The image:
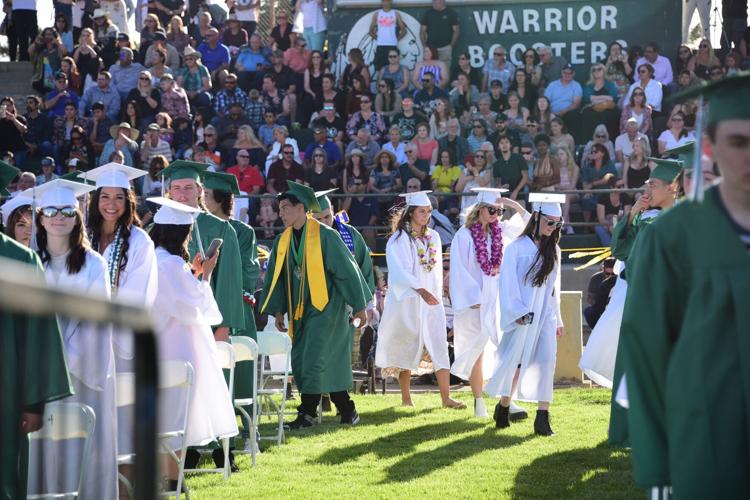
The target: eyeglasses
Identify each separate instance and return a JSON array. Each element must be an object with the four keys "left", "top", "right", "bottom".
[
  {"left": 474, "top": 124, "right": 484, "bottom": 129},
  {"left": 485, "top": 206, "right": 504, "bottom": 215},
  {"left": 521, "top": 150, "right": 533, "bottom": 156},
  {"left": 42, "top": 206, "right": 77, "bottom": 218},
  {"left": 541, "top": 215, "right": 563, "bottom": 229}
]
